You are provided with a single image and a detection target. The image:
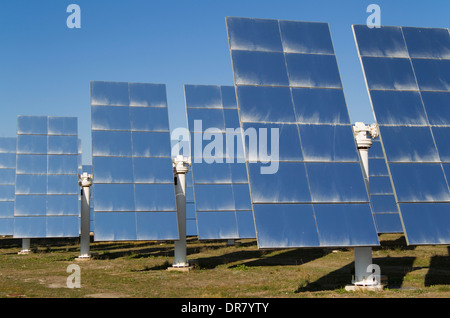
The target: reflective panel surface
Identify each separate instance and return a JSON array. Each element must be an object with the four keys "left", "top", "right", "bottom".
[
  {"left": 411, "top": 58, "right": 450, "bottom": 91},
  {"left": 298, "top": 124, "right": 358, "bottom": 162},
  {"left": 399, "top": 203, "right": 450, "bottom": 245},
  {"left": 14, "top": 116, "right": 80, "bottom": 238},
  {"left": 374, "top": 213, "right": 403, "bottom": 233},
  {"left": 248, "top": 162, "right": 311, "bottom": 203},
  {"left": 353, "top": 25, "right": 408, "bottom": 58},
  {"left": 231, "top": 50, "right": 289, "bottom": 86},
  {"left": 185, "top": 171, "right": 197, "bottom": 236},
  {"left": 402, "top": 27, "right": 450, "bottom": 59},
  {"left": 236, "top": 86, "right": 296, "bottom": 123},
  {"left": 279, "top": 20, "right": 334, "bottom": 54},
  {"left": 307, "top": 162, "right": 369, "bottom": 202},
  {"left": 242, "top": 122, "right": 303, "bottom": 162},
  {"left": 253, "top": 204, "right": 320, "bottom": 248},
  {"left": 360, "top": 56, "right": 418, "bottom": 91},
  {"left": 379, "top": 126, "right": 439, "bottom": 163},
  {"left": 389, "top": 163, "right": 450, "bottom": 202},
  {"left": 421, "top": 92, "right": 450, "bottom": 125},
  {"left": 369, "top": 90, "right": 428, "bottom": 125},
  {"left": 0, "top": 137, "right": 16, "bottom": 235},
  {"left": 227, "top": 17, "right": 283, "bottom": 52},
  {"left": 185, "top": 84, "right": 255, "bottom": 239},
  {"left": 285, "top": 53, "right": 342, "bottom": 88},
  {"left": 368, "top": 140, "right": 403, "bottom": 233},
  {"left": 314, "top": 204, "right": 380, "bottom": 247},
  {"left": 91, "top": 81, "right": 177, "bottom": 241},
  {"left": 227, "top": 17, "right": 379, "bottom": 248},
  {"left": 354, "top": 24, "right": 450, "bottom": 243},
  {"left": 291, "top": 88, "right": 350, "bottom": 124}
]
